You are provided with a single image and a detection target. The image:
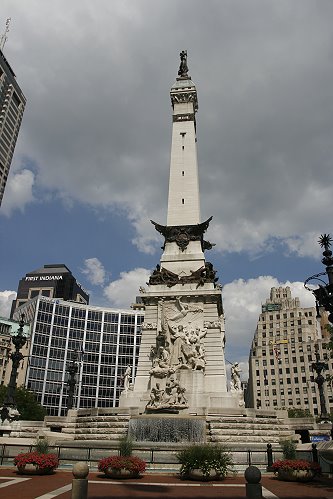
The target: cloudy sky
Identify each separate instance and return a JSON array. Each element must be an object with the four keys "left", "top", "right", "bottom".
[{"left": 1, "top": 1, "right": 332, "bottom": 378}]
